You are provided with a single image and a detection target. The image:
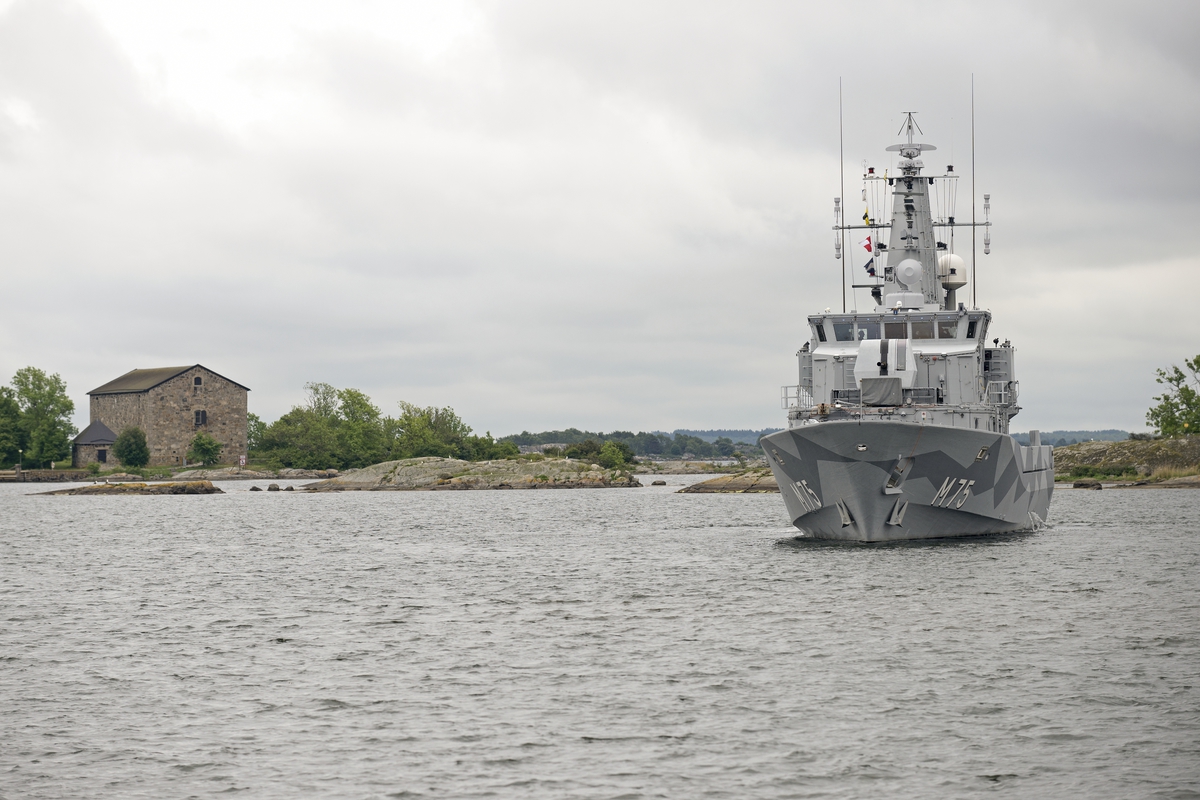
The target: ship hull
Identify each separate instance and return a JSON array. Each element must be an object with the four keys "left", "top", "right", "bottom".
[{"left": 761, "top": 421, "right": 1053, "bottom": 542}]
